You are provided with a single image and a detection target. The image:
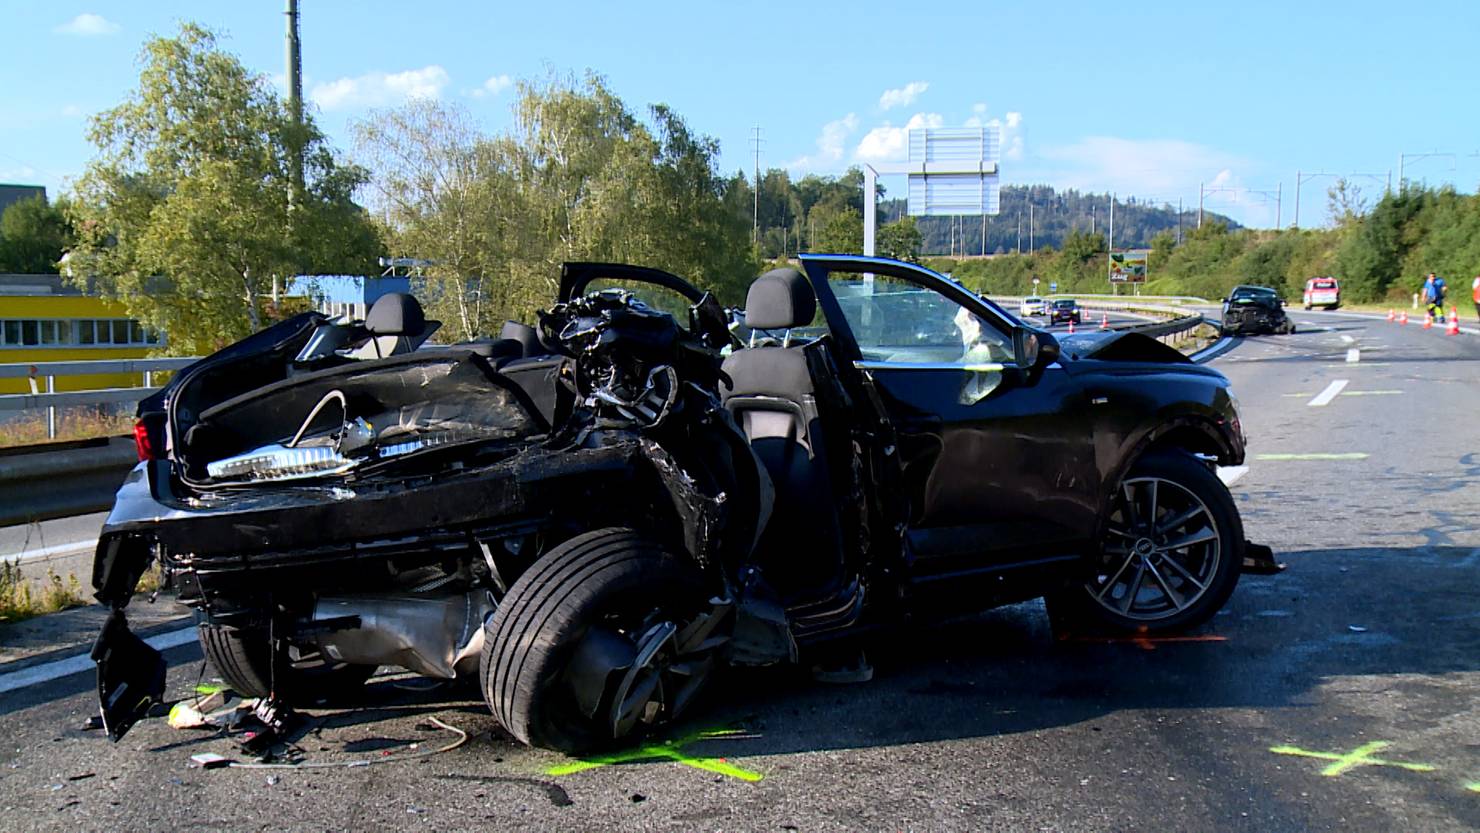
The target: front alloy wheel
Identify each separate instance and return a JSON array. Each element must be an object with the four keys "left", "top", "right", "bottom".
[{"left": 1048, "top": 451, "right": 1244, "bottom": 634}]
